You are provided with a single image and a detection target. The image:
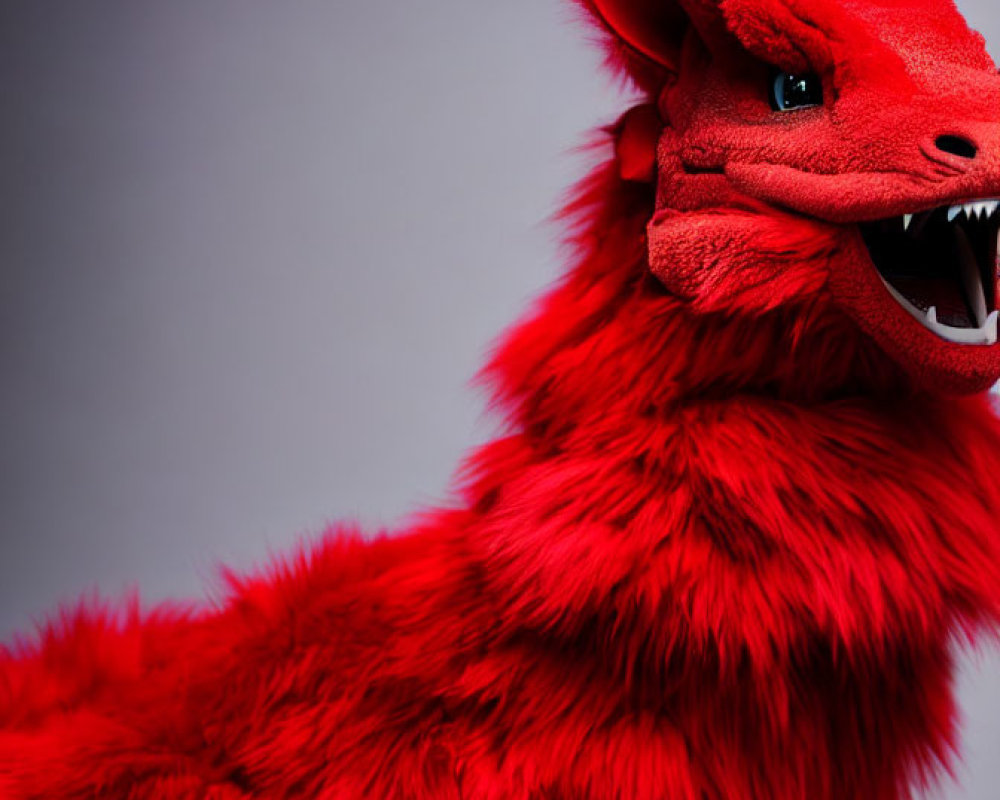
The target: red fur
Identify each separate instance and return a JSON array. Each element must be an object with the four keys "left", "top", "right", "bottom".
[{"left": 4, "top": 1, "right": 1000, "bottom": 797}]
